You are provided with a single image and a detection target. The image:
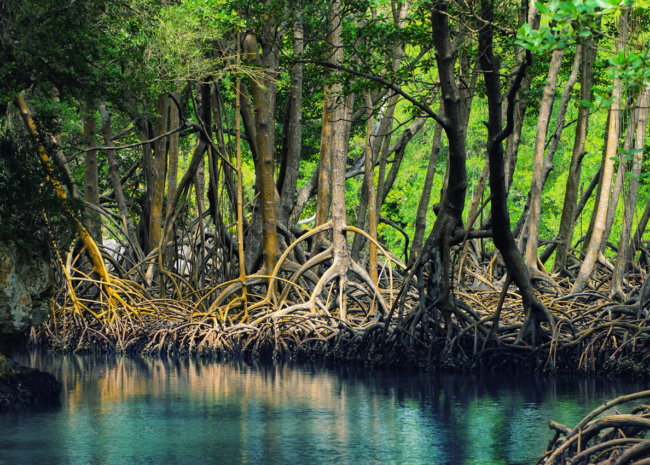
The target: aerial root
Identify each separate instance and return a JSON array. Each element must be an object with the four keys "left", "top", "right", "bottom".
[
  {"left": 22, "top": 227, "right": 650, "bottom": 373},
  {"left": 538, "top": 391, "right": 650, "bottom": 464}
]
